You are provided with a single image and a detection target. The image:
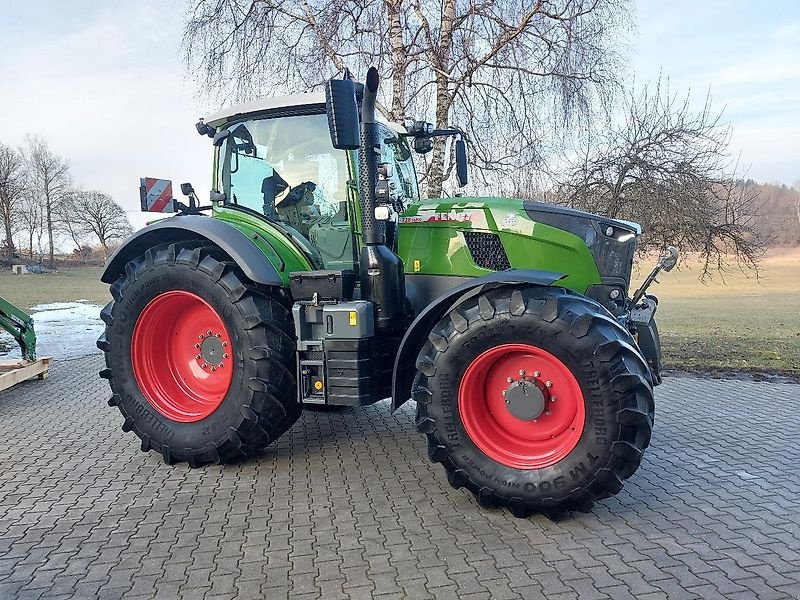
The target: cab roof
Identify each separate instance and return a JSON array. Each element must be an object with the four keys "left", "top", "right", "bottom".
[
  {"left": 204, "top": 91, "right": 407, "bottom": 135},
  {"left": 205, "top": 92, "right": 326, "bottom": 128}
]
